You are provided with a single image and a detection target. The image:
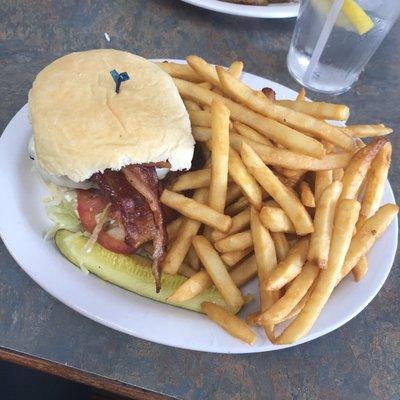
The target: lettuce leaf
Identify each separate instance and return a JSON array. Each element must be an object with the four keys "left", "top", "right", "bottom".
[
  {"left": 45, "top": 188, "right": 82, "bottom": 239},
  {"left": 47, "top": 200, "right": 81, "bottom": 232}
]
